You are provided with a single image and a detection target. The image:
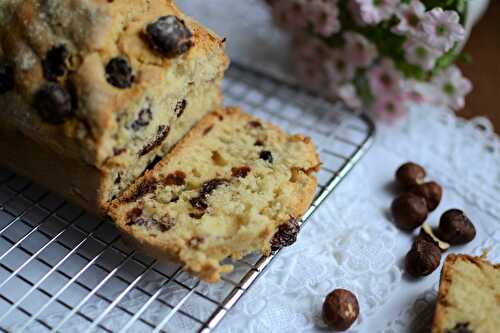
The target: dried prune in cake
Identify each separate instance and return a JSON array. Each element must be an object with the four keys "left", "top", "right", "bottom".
[
  {"left": 126, "top": 179, "right": 157, "bottom": 203},
  {"left": 270, "top": 217, "right": 300, "bottom": 251},
  {"left": 260, "top": 150, "right": 273, "bottom": 163},
  {"left": 446, "top": 322, "right": 472, "bottom": 333},
  {"left": 131, "top": 106, "right": 153, "bottom": 131},
  {"left": 146, "top": 16, "right": 194, "bottom": 57},
  {"left": 189, "top": 179, "right": 228, "bottom": 210},
  {"left": 42, "top": 45, "right": 69, "bottom": 81},
  {"left": 247, "top": 120, "right": 262, "bottom": 128},
  {"left": 105, "top": 57, "right": 135, "bottom": 89},
  {"left": 34, "top": 83, "right": 74, "bottom": 124},
  {"left": 135, "top": 217, "right": 168, "bottom": 232},
  {"left": 139, "top": 126, "right": 170, "bottom": 156},
  {"left": 174, "top": 99, "right": 187, "bottom": 118},
  {"left": 159, "top": 213, "right": 176, "bottom": 231},
  {"left": 200, "top": 179, "right": 228, "bottom": 197},
  {"left": 0, "top": 63, "right": 15, "bottom": 93}
]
